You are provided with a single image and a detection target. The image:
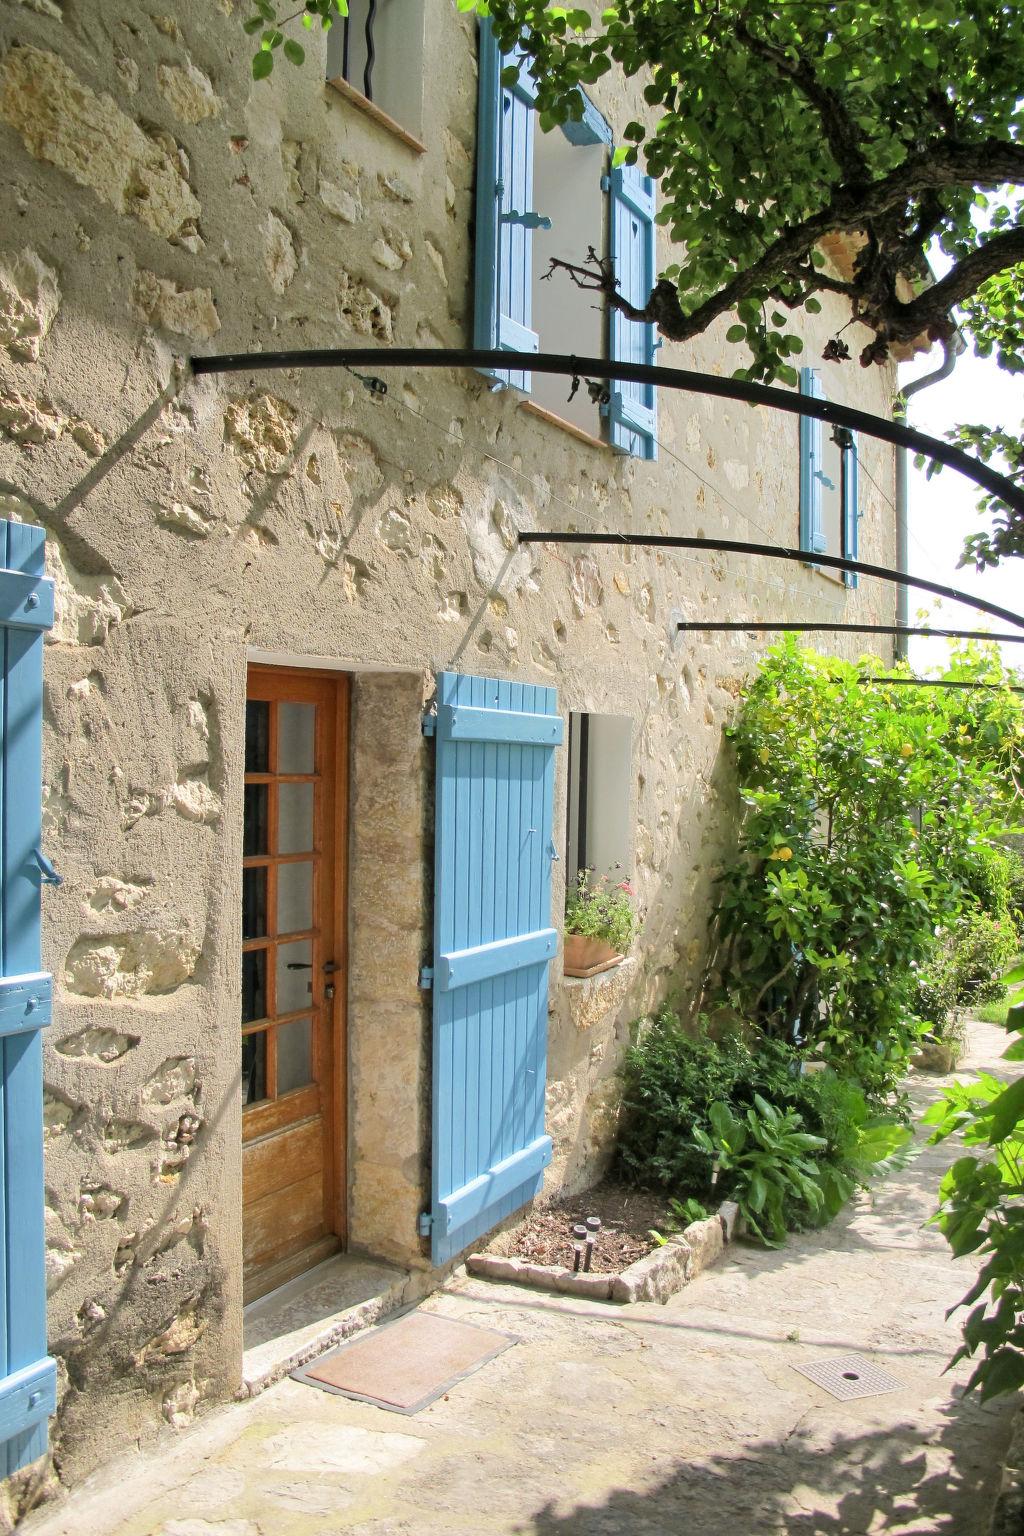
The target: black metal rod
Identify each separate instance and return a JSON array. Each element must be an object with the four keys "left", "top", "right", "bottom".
[
  {"left": 363, "top": 0, "right": 377, "bottom": 100},
  {"left": 187, "top": 347, "right": 1024, "bottom": 519},
  {"left": 519, "top": 531, "right": 1024, "bottom": 633},
  {"left": 676, "top": 621, "right": 1024, "bottom": 644},
  {"left": 859, "top": 676, "right": 1024, "bottom": 693}
]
